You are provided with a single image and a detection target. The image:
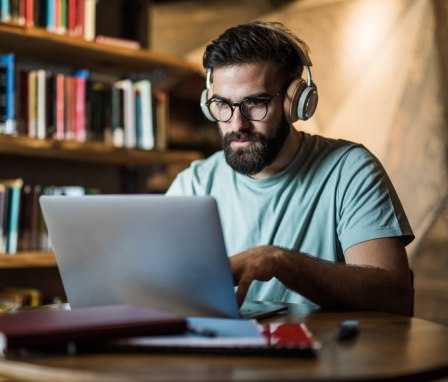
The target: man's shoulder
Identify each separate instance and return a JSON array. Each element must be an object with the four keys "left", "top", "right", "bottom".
[{"left": 303, "top": 133, "right": 370, "bottom": 164}]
